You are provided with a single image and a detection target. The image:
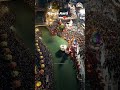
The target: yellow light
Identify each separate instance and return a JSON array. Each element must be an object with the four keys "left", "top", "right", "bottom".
[
  {"left": 52, "top": 9, "right": 55, "bottom": 12},
  {"left": 35, "top": 28, "right": 39, "bottom": 32},
  {"left": 40, "top": 56, "right": 43, "bottom": 59},
  {"left": 36, "top": 81, "right": 41, "bottom": 87},
  {"left": 37, "top": 46, "right": 40, "bottom": 49},
  {"left": 37, "top": 48, "right": 40, "bottom": 52},
  {"left": 35, "top": 43, "right": 38, "bottom": 46},
  {"left": 49, "top": 19, "right": 52, "bottom": 22},
  {"left": 39, "top": 52, "right": 42, "bottom": 55},
  {"left": 35, "top": 40, "right": 38, "bottom": 43},
  {"left": 41, "top": 64, "right": 45, "bottom": 68}
]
